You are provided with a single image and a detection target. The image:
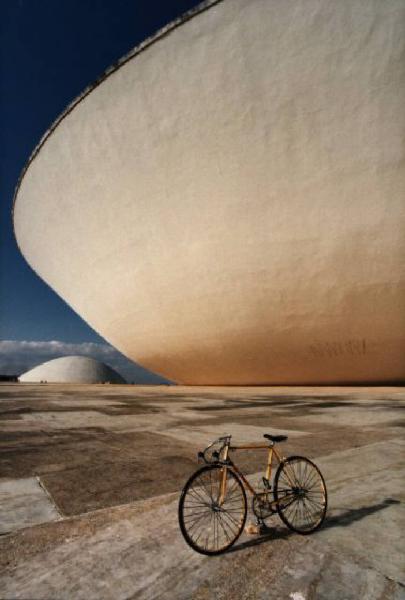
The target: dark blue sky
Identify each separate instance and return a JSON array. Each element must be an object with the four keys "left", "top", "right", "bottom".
[{"left": 0, "top": 1, "right": 200, "bottom": 339}]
